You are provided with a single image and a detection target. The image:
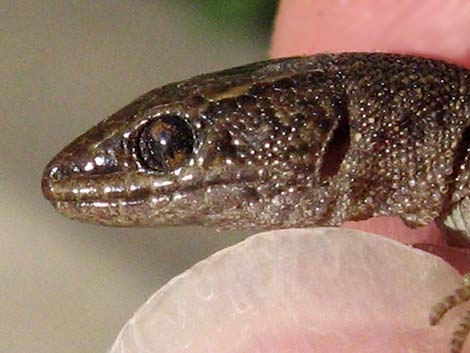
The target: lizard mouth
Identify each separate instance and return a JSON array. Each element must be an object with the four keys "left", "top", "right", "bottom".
[
  {"left": 41, "top": 166, "right": 263, "bottom": 227},
  {"left": 41, "top": 172, "right": 158, "bottom": 204}
]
